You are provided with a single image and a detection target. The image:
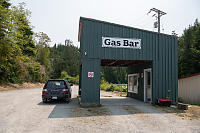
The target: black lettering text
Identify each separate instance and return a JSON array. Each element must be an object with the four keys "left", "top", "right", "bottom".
[
  {"left": 104, "top": 39, "right": 110, "bottom": 45},
  {"left": 111, "top": 40, "right": 116, "bottom": 45},
  {"left": 135, "top": 42, "right": 139, "bottom": 47},
  {"left": 117, "top": 41, "right": 121, "bottom": 46},
  {"left": 123, "top": 40, "right": 129, "bottom": 46},
  {"left": 130, "top": 42, "right": 134, "bottom": 46}
]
